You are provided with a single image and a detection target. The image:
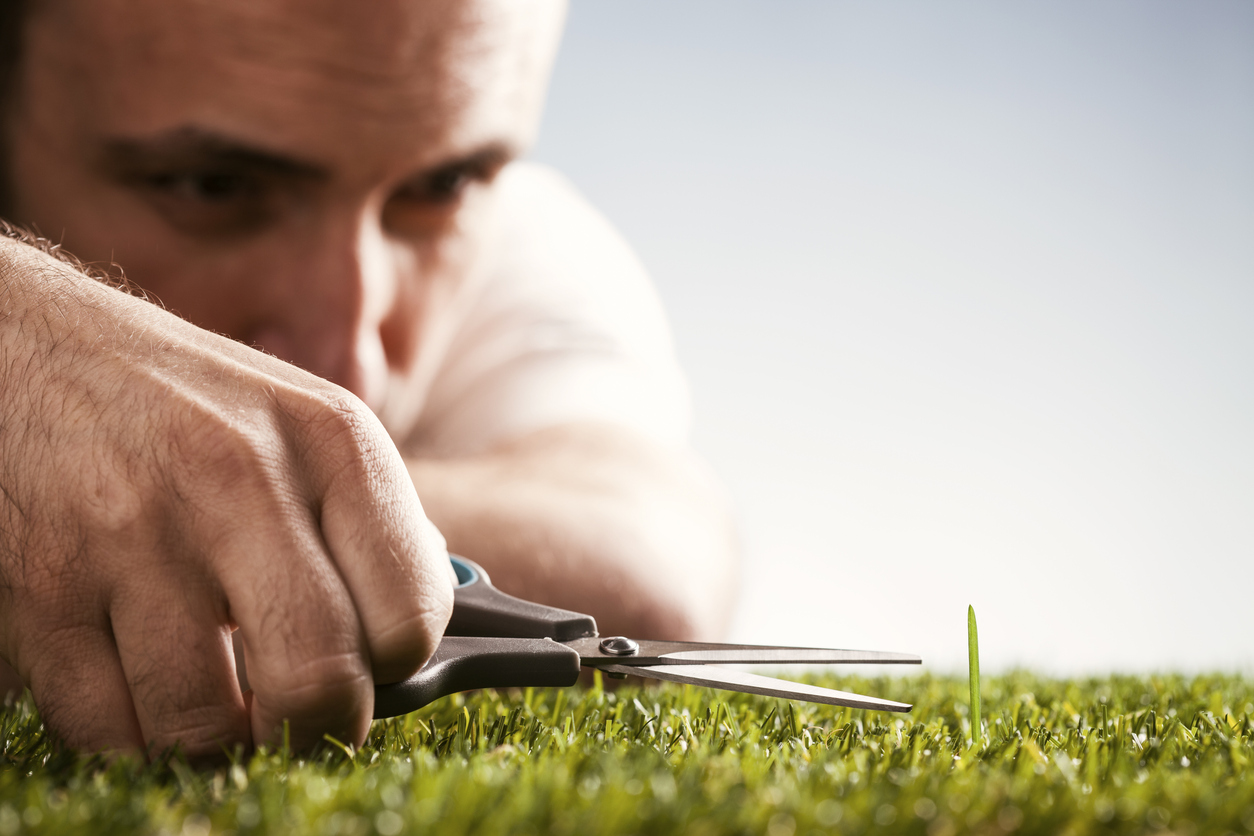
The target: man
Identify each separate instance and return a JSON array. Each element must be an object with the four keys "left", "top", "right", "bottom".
[{"left": 0, "top": 0, "right": 737, "bottom": 759}]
